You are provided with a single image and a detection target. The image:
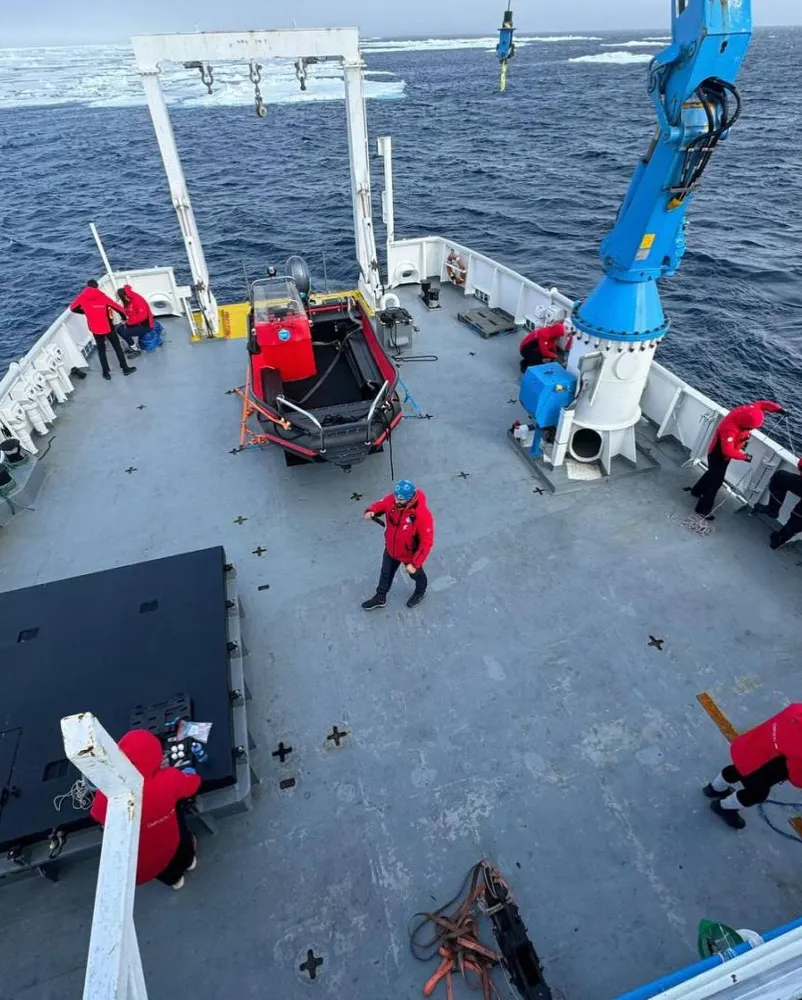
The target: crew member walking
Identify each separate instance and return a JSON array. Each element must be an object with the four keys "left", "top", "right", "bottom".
[
  {"left": 362, "top": 479, "right": 434, "bottom": 610},
  {"left": 91, "top": 729, "right": 201, "bottom": 889},
  {"left": 688, "top": 400, "right": 784, "bottom": 519},
  {"left": 117, "top": 284, "right": 155, "bottom": 354},
  {"left": 704, "top": 704, "right": 802, "bottom": 829},
  {"left": 70, "top": 279, "right": 137, "bottom": 380},
  {"left": 519, "top": 320, "right": 572, "bottom": 373},
  {"left": 753, "top": 458, "right": 802, "bottom": 550}
]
